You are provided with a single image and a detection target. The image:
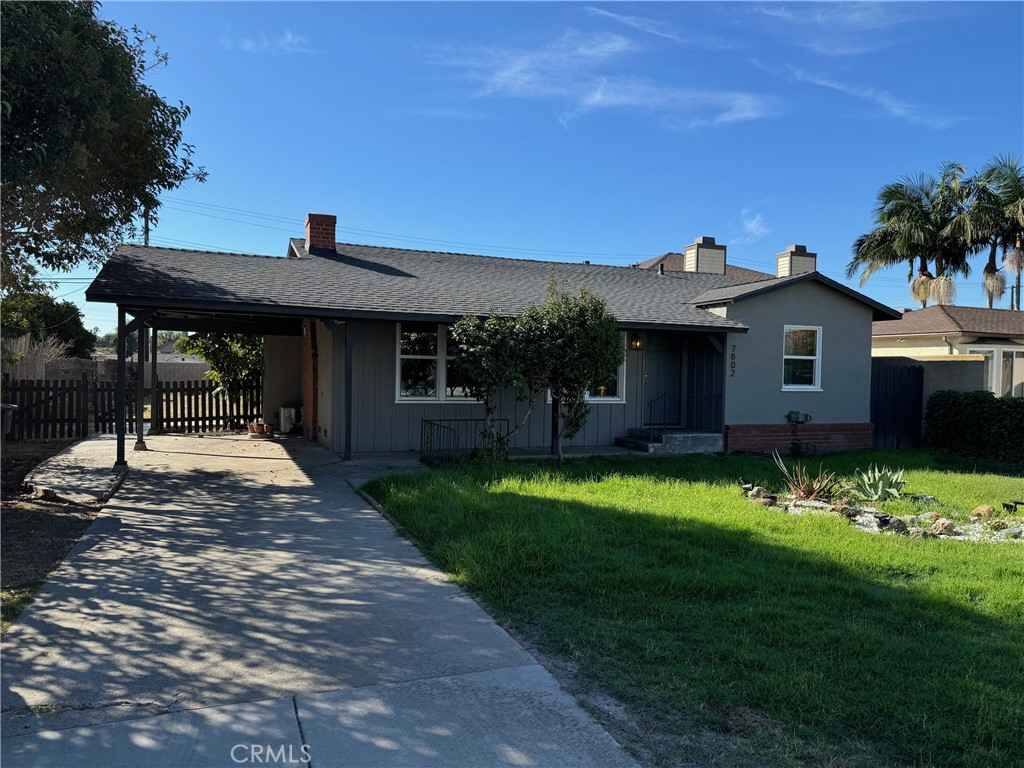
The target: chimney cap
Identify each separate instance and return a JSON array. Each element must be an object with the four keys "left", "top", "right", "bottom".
[
  {"left": 784, "top": 244, "right": 812, "bottom": 254},
  {"left": 694, "top": 236, "right": 718, "bottom": 246}
]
